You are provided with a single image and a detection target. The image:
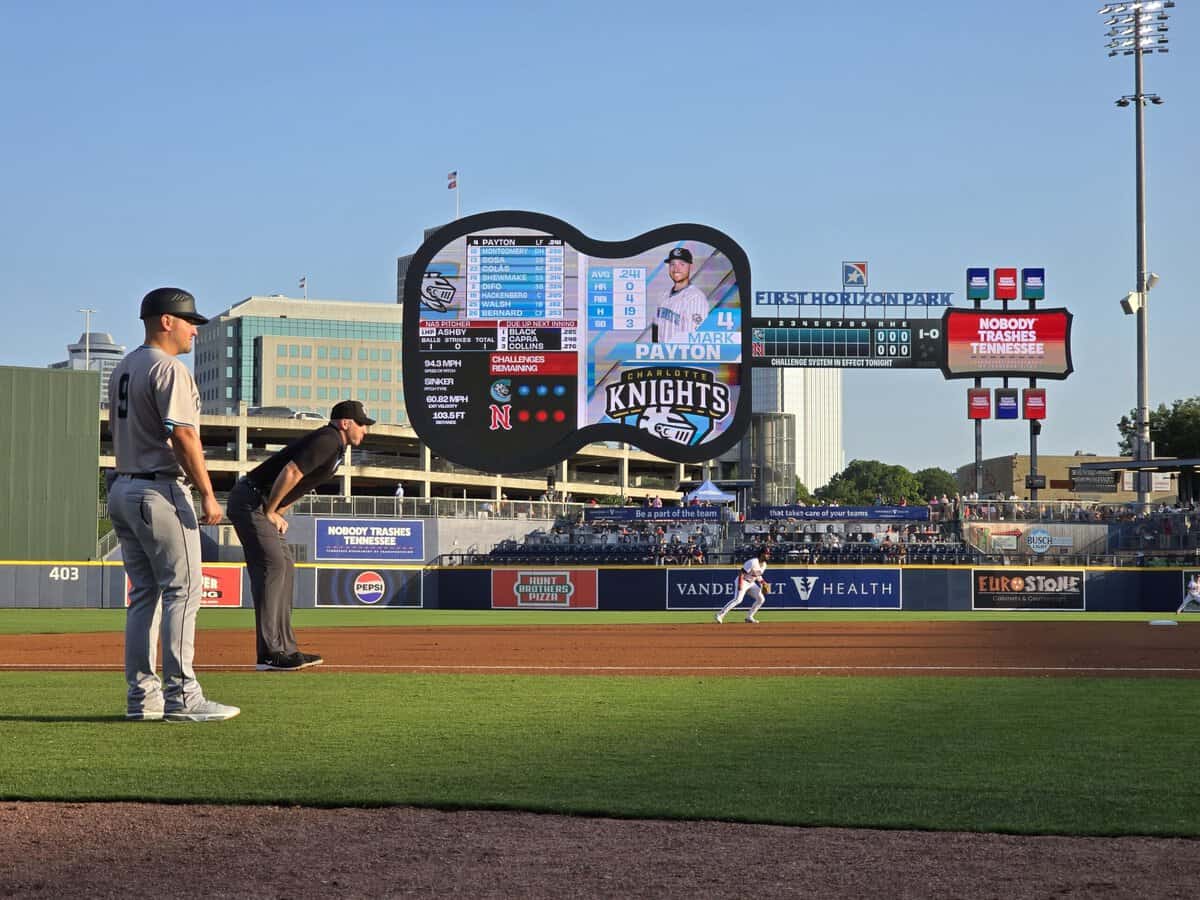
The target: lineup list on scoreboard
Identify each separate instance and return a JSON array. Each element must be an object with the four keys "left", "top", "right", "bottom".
[{"left": 467, "top": 236, "right": 565, "bottom": 320}]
